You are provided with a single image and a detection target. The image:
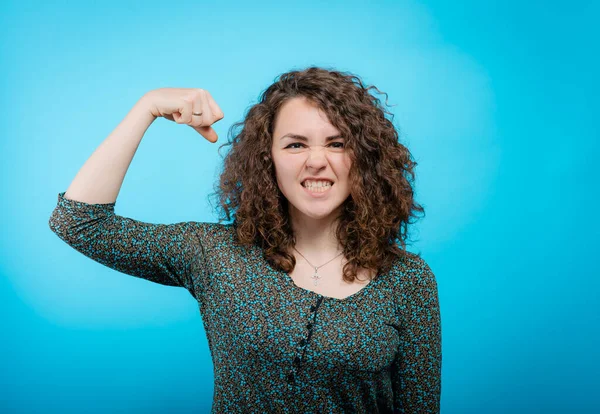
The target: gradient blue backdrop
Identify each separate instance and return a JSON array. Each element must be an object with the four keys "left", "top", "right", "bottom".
[{"left": 1, "top": 1, "right": 598, "bottom": 413}]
